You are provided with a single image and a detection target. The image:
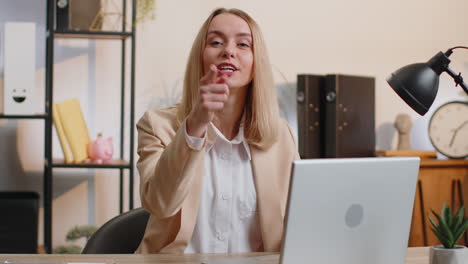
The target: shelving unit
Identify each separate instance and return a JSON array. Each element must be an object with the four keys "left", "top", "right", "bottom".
[
  {"left": 44, "top": 0, "right": 137, "bottom": 253},
  {"left": 0, "top": 0, "right": 136, "bottom": 253}
]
